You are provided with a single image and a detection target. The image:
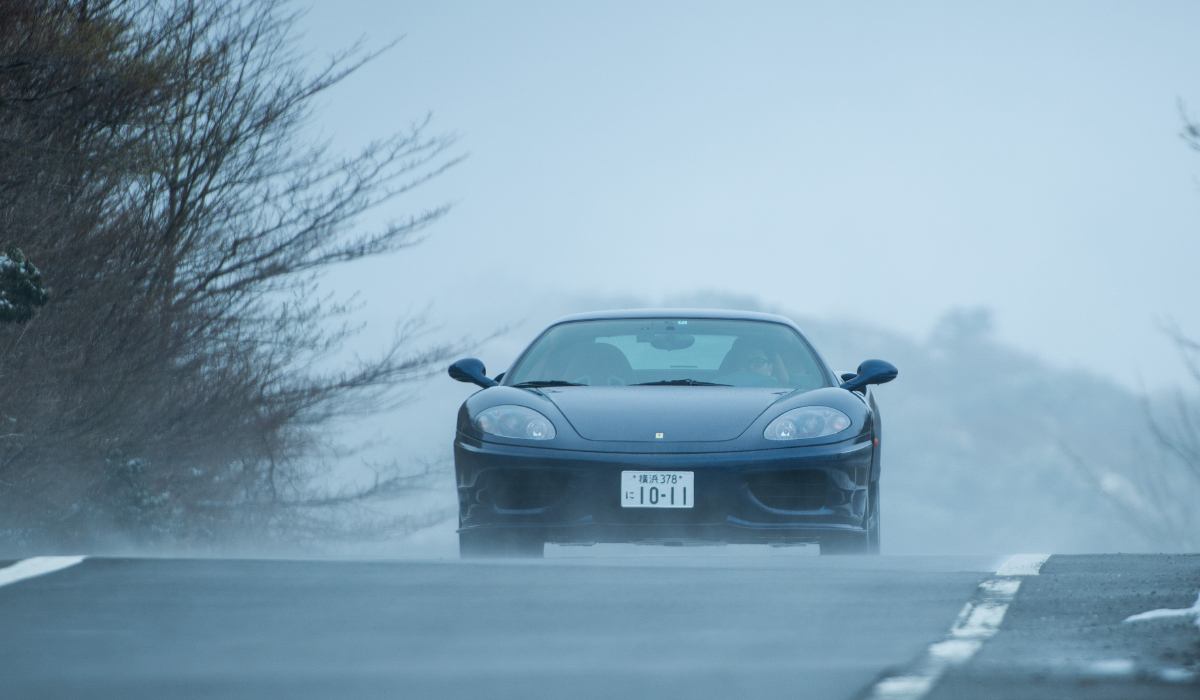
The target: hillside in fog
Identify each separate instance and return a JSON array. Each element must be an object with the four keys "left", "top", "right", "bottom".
[{"left": 662, "top": 292, "right": 1182, "bottom": 554}]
